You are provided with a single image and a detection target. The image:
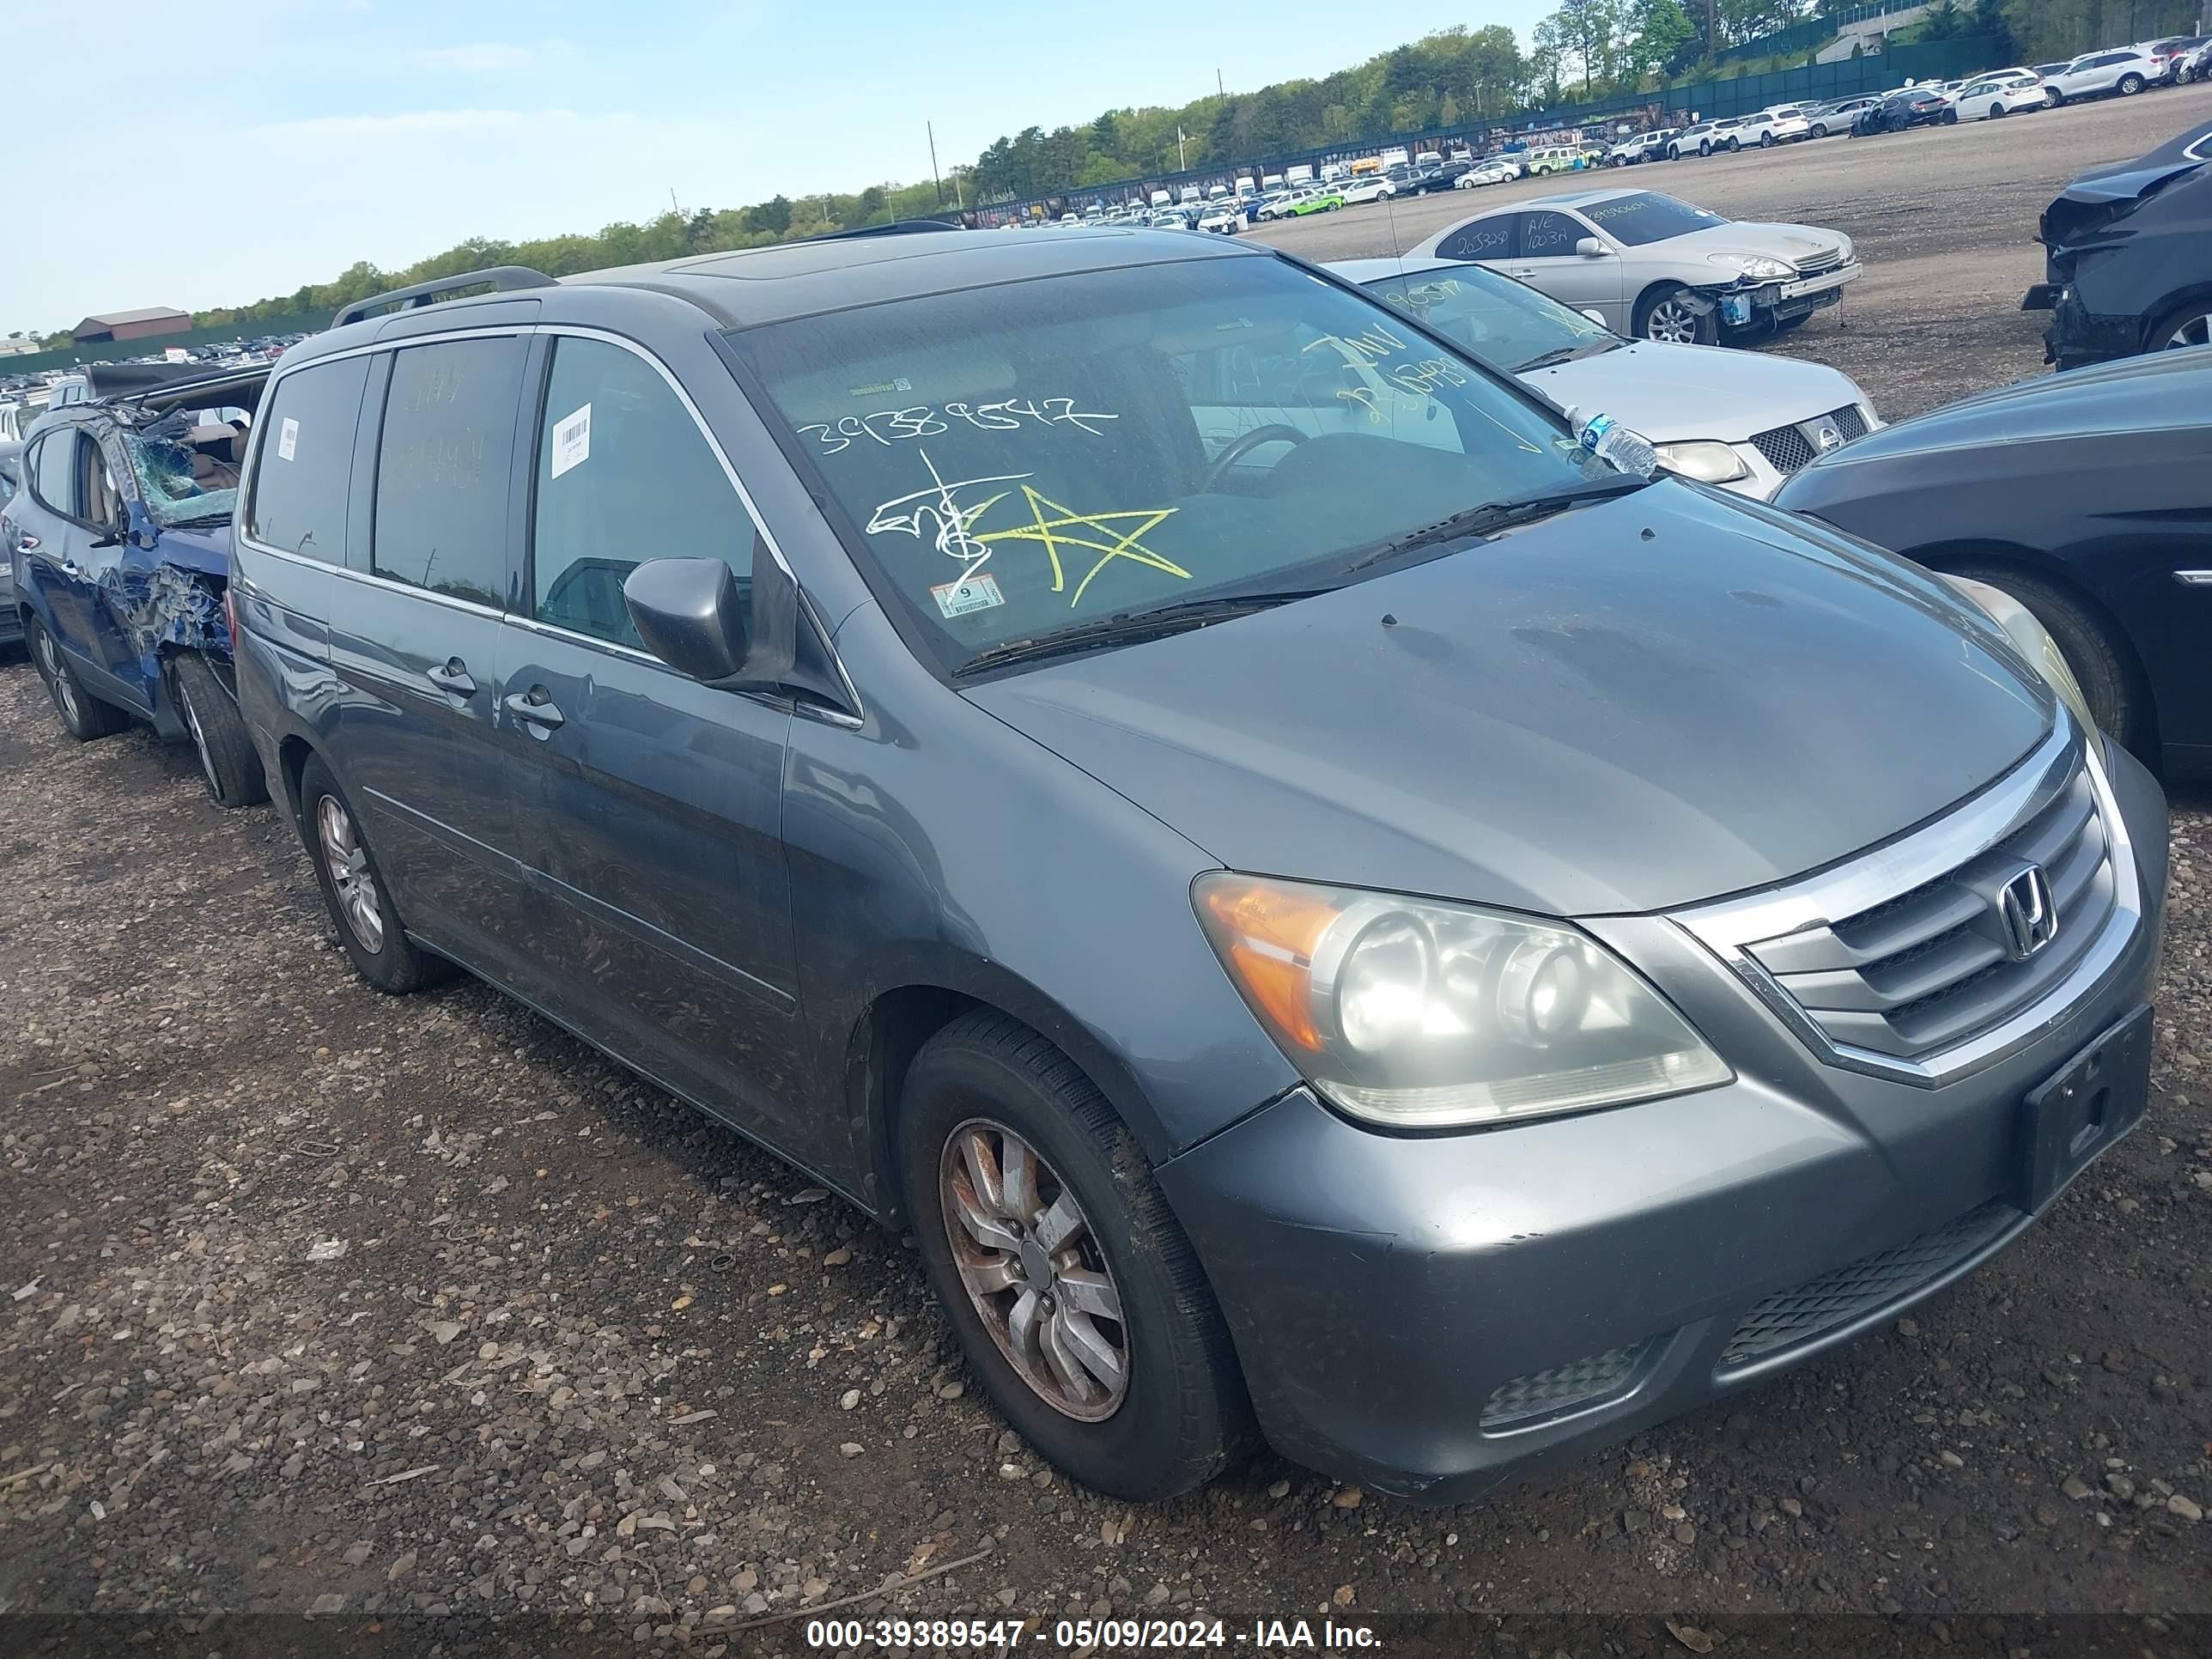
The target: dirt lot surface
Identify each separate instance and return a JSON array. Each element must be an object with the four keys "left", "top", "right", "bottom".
[{"left": 3, "top": 87, "right": 2211, "bottom": 1659}]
